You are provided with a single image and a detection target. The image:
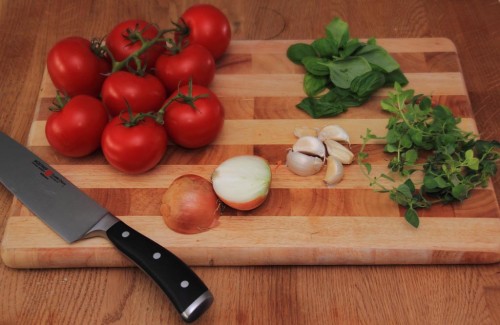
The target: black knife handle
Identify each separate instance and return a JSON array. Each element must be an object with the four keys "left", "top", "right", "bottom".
[{"left": 106, "top": 220, "right": 213, "bottom": 323}]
